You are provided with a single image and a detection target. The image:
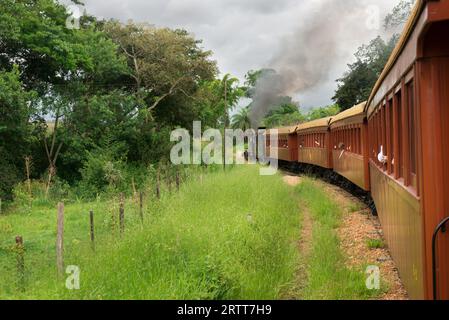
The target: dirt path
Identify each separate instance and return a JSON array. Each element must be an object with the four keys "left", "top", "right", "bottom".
[
  {"left": 282, "top": 173, "right": 408, "bottom": 300},
  {"left": 313, "top": 180, "right": 409, "bottom": 300},
  {"left": 282, "top": 175, "right": 313, "bottom": 298}
]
